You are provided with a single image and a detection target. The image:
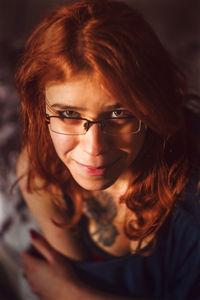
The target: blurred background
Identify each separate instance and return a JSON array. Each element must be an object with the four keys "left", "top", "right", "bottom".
[{"left": 0, "top": 0, "right": 200, "bottom": 299}]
